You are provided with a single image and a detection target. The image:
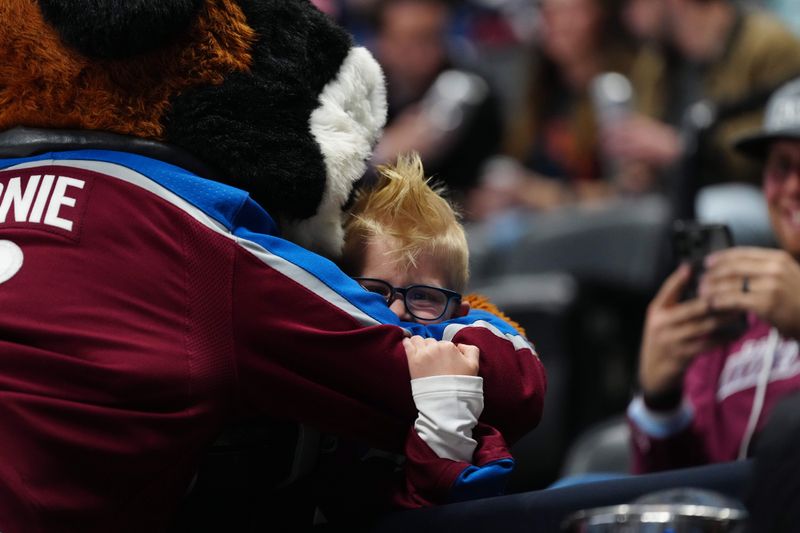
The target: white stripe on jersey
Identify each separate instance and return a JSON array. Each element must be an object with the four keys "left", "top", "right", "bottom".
[{"left": 442, "top": 320, "right": 537, "bottom": 357}]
